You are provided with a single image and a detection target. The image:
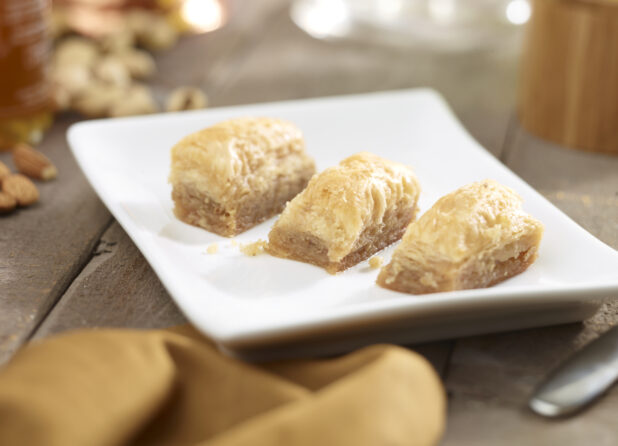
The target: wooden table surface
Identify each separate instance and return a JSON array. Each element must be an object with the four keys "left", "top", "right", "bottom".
[{"left": 2, "top": 1, "right": 618, "bottom": 444}]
